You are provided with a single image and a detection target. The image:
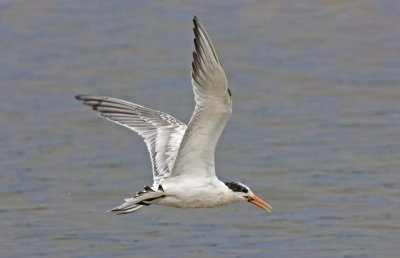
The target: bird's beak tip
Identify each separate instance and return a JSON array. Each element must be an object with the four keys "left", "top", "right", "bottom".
[{"left": 247, "top": 195, "right": 272, "bottom": 213}]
